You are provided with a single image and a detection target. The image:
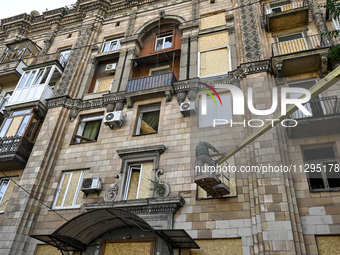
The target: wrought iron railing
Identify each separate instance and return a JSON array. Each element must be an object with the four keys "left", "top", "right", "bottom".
[
  {"left": 0, "top": 136, "right": 34, "bottom": 160},
  {"left": 126, "top": 72, "right": 176, "bottom": 93},
  {"left": 271, "top": 34, "right": 330, "bottom": 57},
  {"left": 261, "top": 0, "right": 307, "bottom": 28},
  {"left": 291, "top": 96, "right": 340, "bottom": 119}
]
